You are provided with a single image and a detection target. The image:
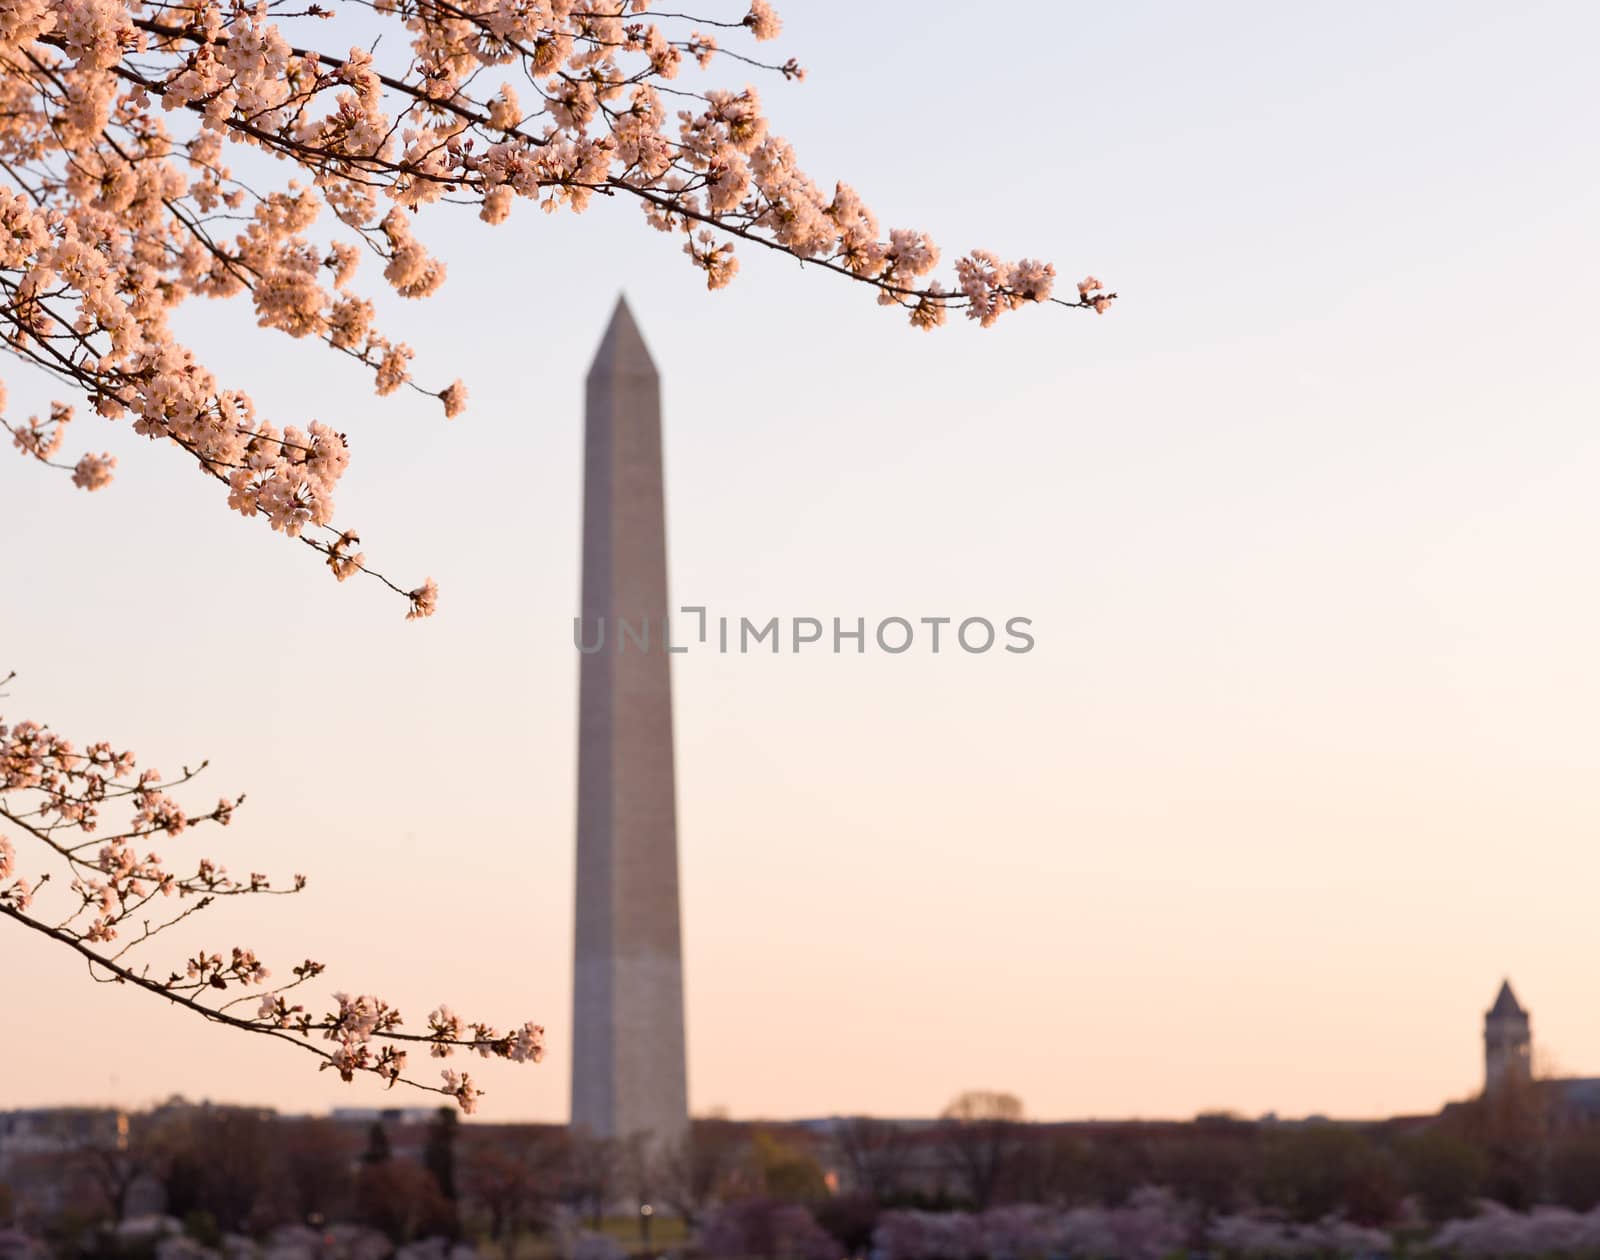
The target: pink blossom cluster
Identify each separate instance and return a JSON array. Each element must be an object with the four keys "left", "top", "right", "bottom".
[
  {"left": 0, "top": 676, "right": 542, "bottom": 1110},
  {"left": 698, "top": 1199, "right": 838, "bottom": 1260},
  {"left": 873, "top": 1193, "right": 1400, "bottom": 1260},
  {"left": 874, "top": 1190, "right": 1190, "bottom": 1260},
  {"left": 872, "top": 1198, "right": 1600, "bottom": 1260},
  {"left": 1209, "top": 1212, "right": 1392, "bottom": 1257},
  {"left": 1427, "top": 1202, "right": 1600, "bottom": 1258},
  {"left": 1, "top": 0, "right": 1108, "bottom": 615}
]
